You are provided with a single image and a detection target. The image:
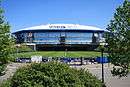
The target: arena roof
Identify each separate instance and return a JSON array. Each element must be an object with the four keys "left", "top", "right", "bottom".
[{"left": 14, "top": 24, "right": 107, "bottom": 33}]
